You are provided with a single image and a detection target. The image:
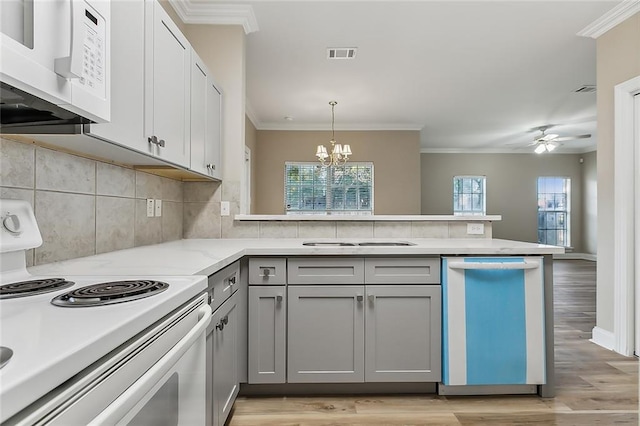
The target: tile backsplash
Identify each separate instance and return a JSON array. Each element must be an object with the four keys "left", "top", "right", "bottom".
[{"left": 0, "top": 138, "right": 220, "bottom": 266}]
